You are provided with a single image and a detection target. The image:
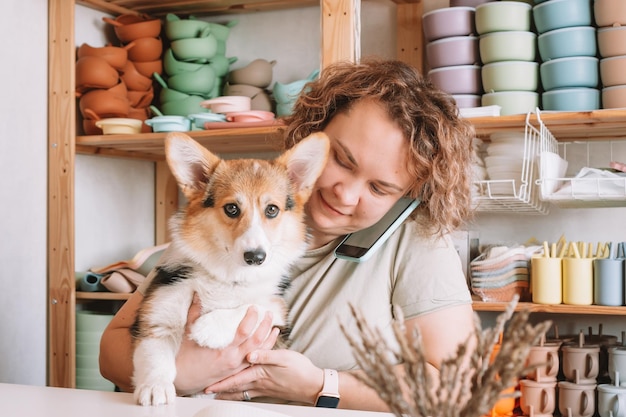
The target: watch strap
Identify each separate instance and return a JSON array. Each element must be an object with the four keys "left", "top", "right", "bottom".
[{"left": 315, "top": 368, "right": 340, "bottom": 408}]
